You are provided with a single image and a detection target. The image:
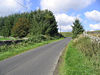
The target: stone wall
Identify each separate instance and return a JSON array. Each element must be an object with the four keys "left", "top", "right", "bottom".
[
  {"left": 0, "top": 40, "right": 24, "bottom": 46},
  {"left": 83, "top": 32, "right": 100, "bottom": 44}
]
